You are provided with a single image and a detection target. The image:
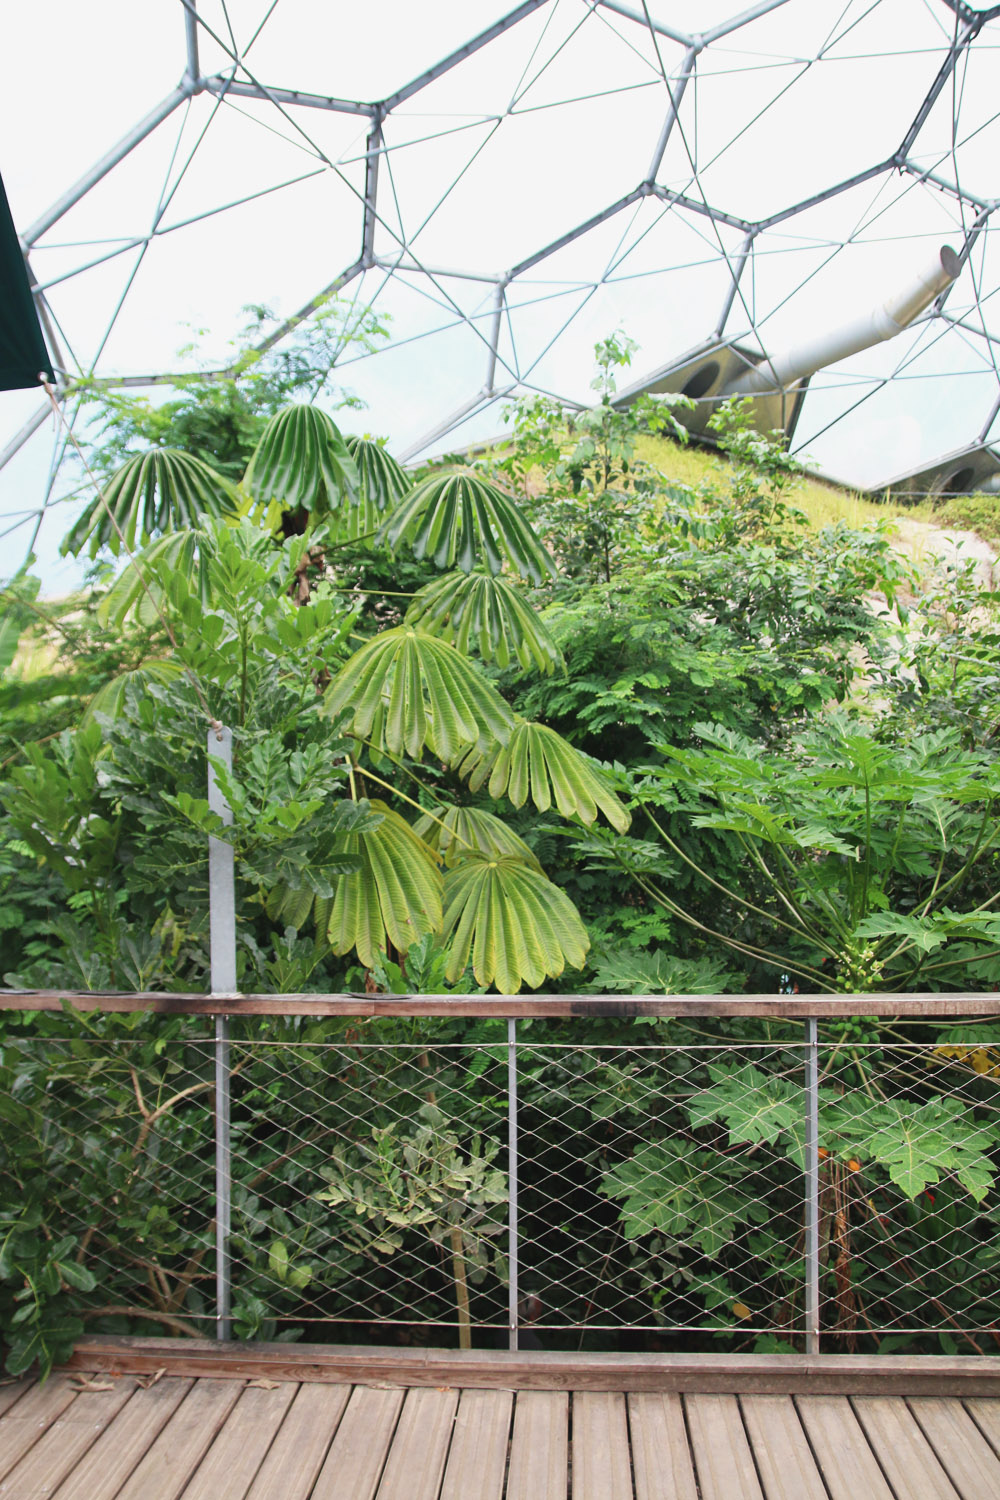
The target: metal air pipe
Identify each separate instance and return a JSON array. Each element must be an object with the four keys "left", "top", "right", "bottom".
[{"left": 725, "top": 244, "right": 961, "bottom": 397}]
